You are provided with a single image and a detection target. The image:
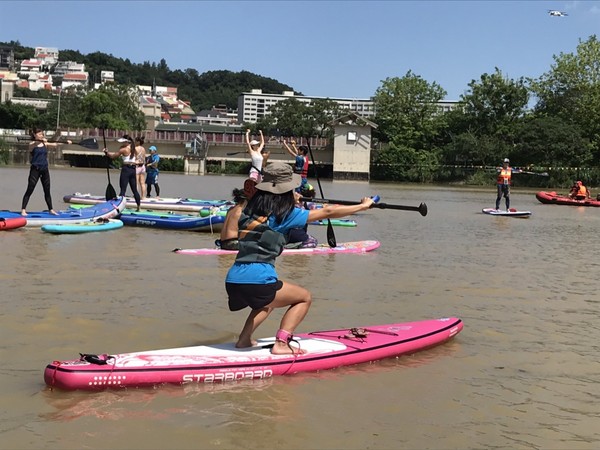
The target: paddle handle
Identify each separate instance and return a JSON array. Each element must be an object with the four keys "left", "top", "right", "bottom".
[{"left": 303, "top": 195, "right": 427, "bottom": 216}]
